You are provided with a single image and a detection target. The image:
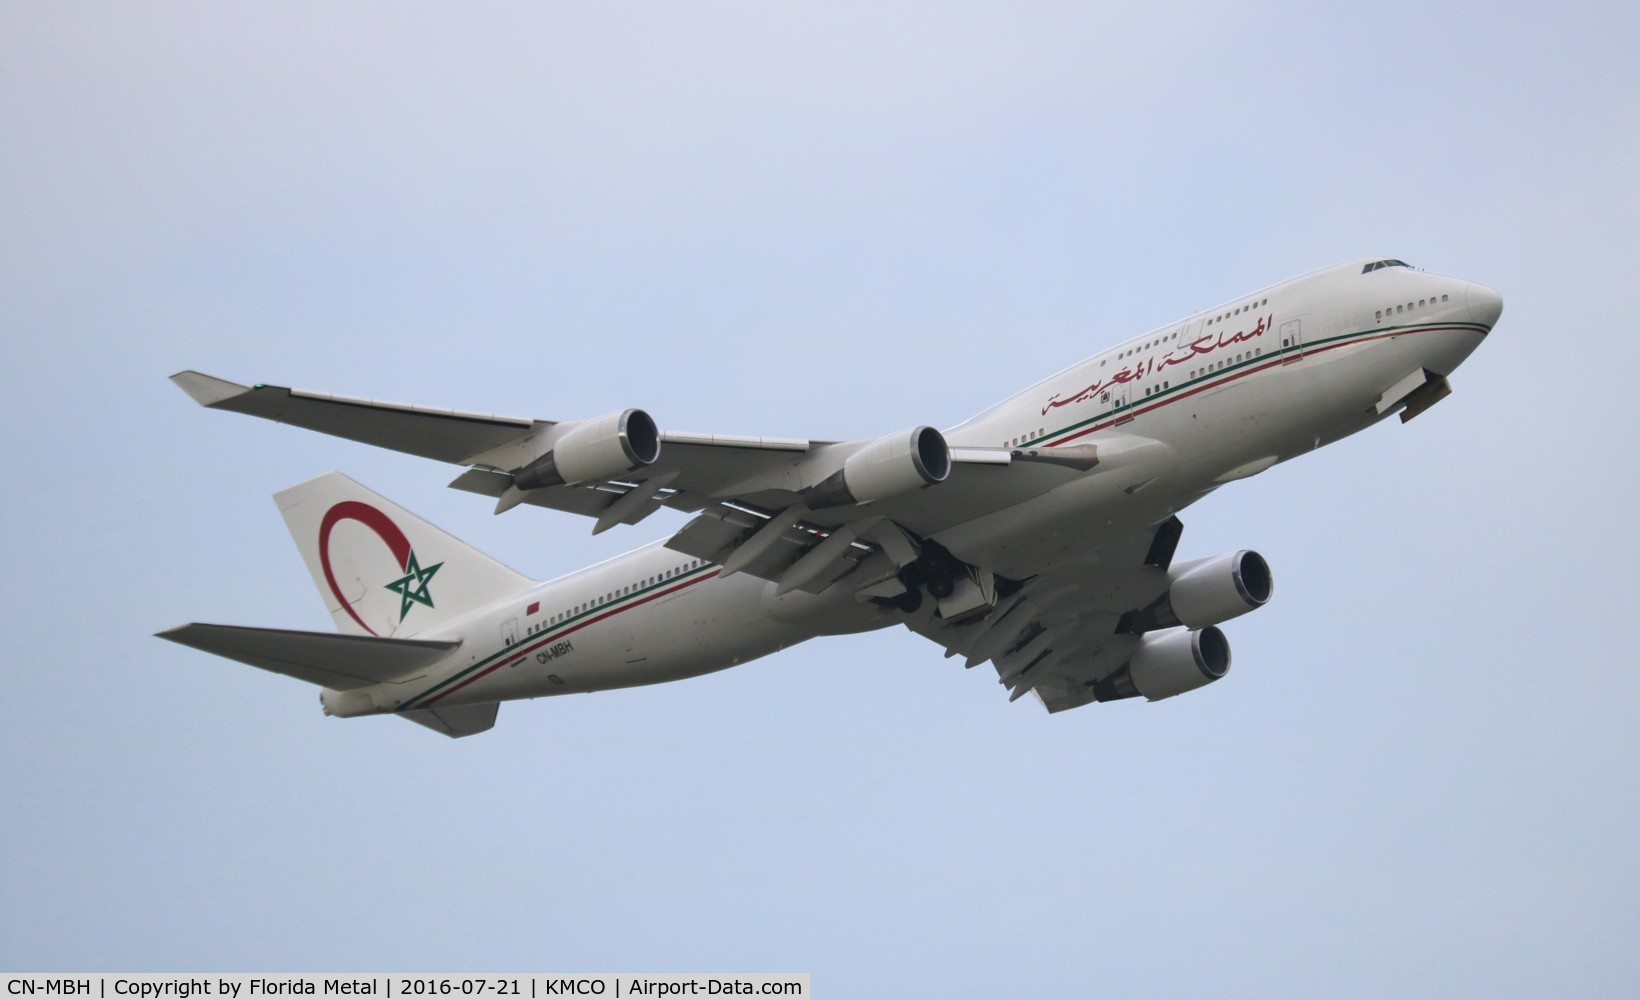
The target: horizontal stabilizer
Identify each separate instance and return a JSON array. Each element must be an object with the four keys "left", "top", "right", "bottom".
[
  {"left": 399, "top": 702, "right": 500, "bottom": 738},
  {"left": 157, "top": 623, "right": 460, "bottom": 690}
]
